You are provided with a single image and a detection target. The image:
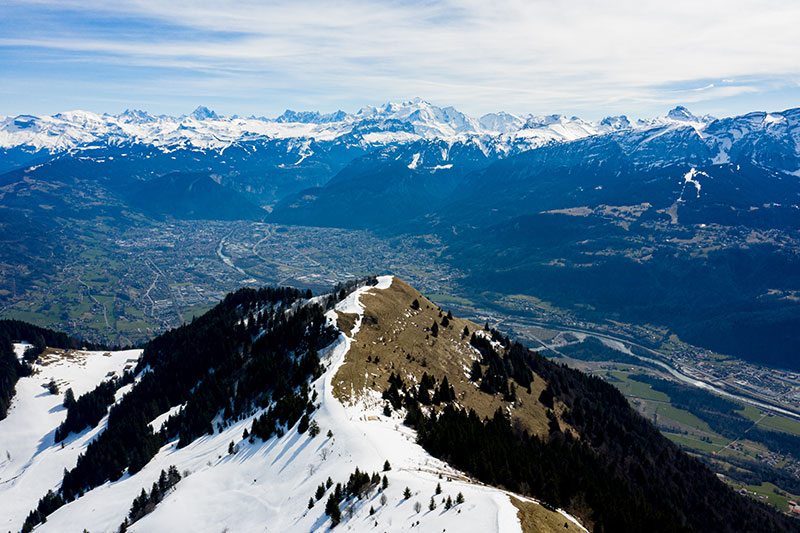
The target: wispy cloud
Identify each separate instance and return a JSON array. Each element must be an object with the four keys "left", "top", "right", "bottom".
[{"left": 2, "top": 0, "right": 799, "bottom": 117}]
